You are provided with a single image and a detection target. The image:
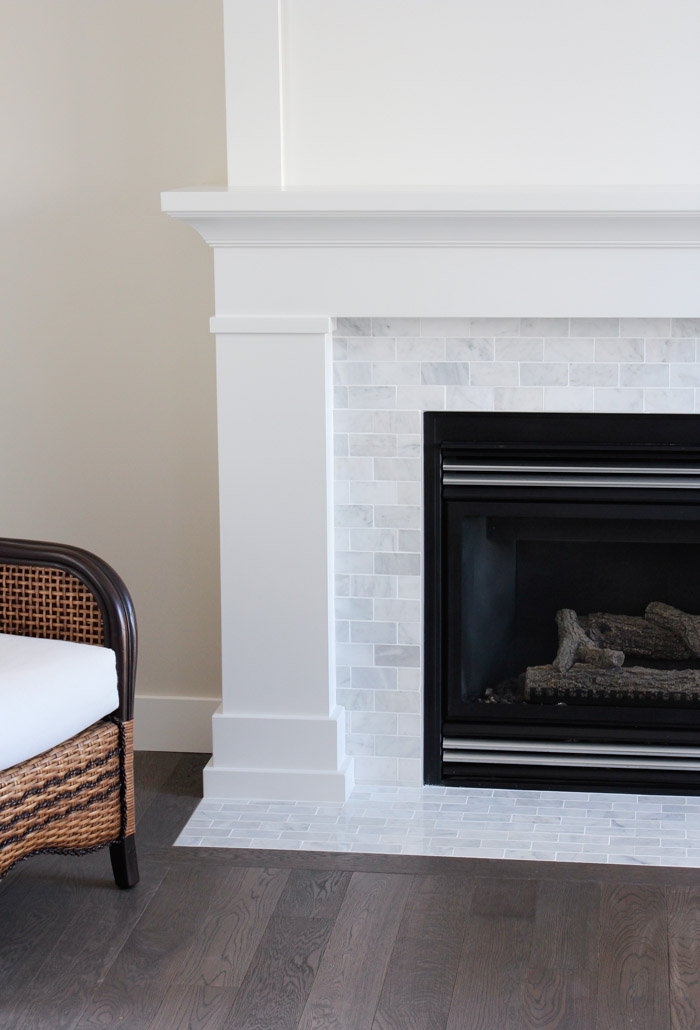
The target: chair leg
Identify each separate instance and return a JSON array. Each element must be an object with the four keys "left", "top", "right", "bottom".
[{"left": 109, "top": 834, "right": 140, "bottom": 889}]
